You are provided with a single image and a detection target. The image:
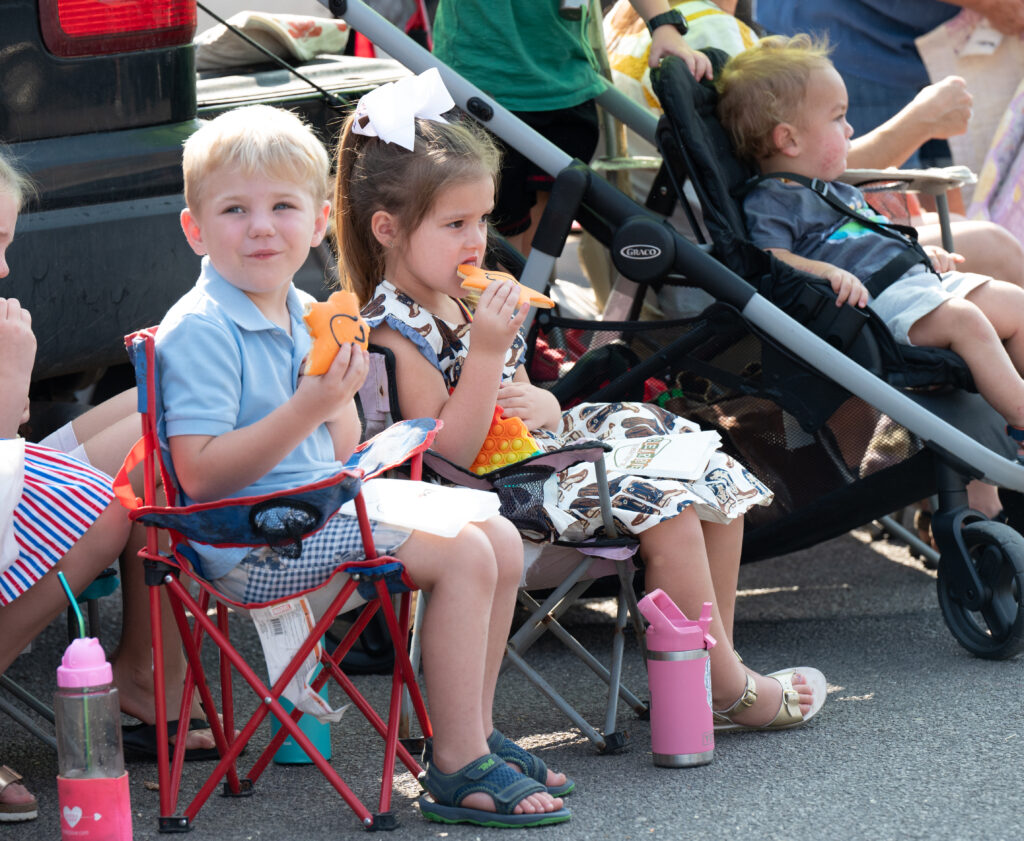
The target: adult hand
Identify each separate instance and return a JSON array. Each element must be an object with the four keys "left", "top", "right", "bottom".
[
  {"left": 905, "top": 76, "right": 973, "bottom": 141},
  {"left": 648, "top": 27, "right": 713, "bottom": 80}
]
